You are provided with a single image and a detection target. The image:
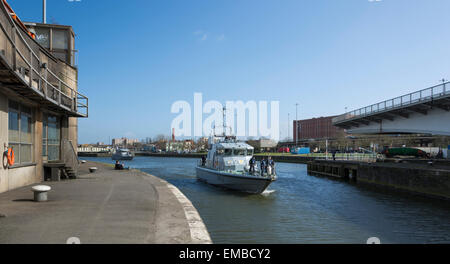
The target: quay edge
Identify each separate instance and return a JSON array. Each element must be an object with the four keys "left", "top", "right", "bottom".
[{"left": 138, "top": 169, "right": 212, "bottom": 244}]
